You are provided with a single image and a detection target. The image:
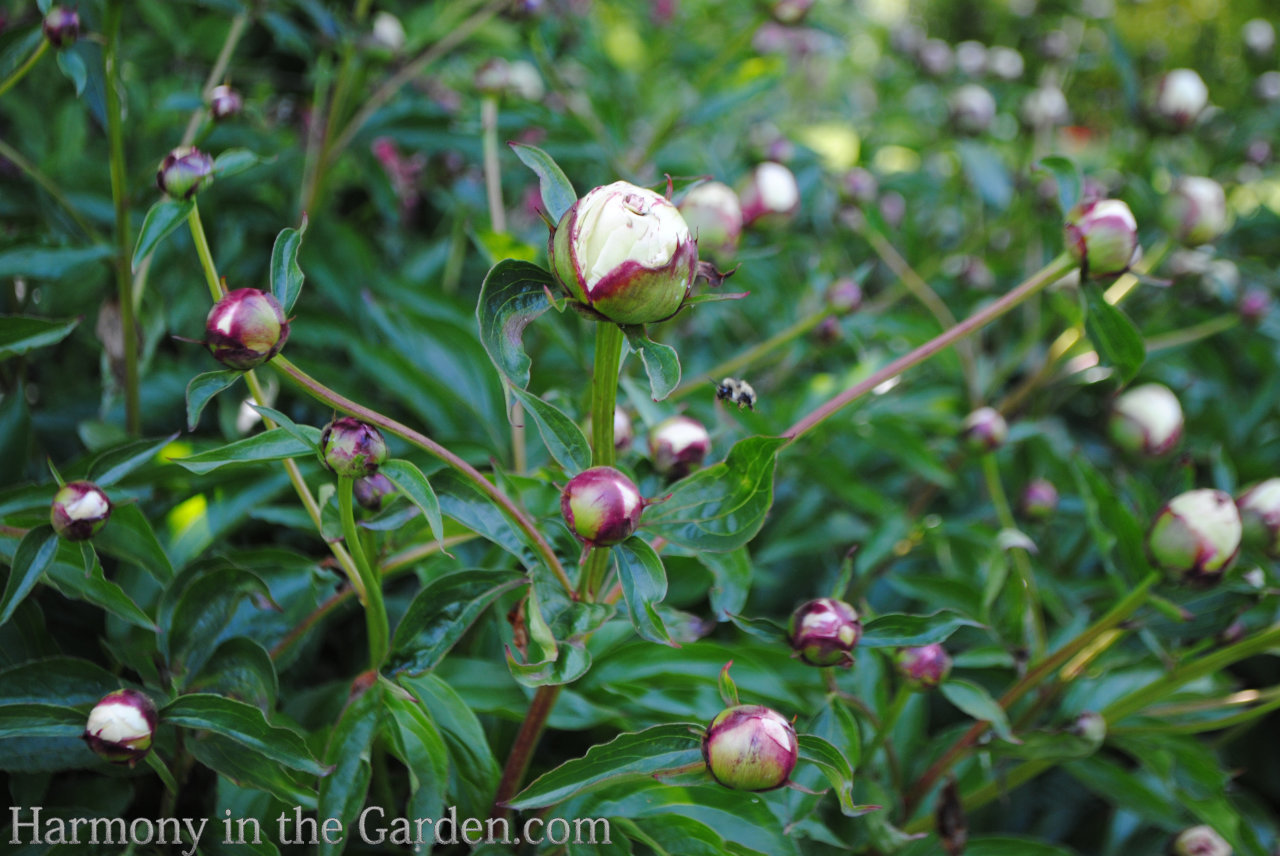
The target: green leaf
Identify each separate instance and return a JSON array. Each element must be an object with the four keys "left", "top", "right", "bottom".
[
  {"left": 506, "top": 596, "right": 612, "bottom": 687},
  {"left": 132, "top": 199, "right": 193, "bottom": 270},
  {"left": 56, "top": 48, "right": 86, "bottom": 95},
  {"left": 269, "top": 217, "right": 308, "bottom": 313},
  {"left": 622, "top": 325, "right": 681, "bottom": 401},
  {"left": 0, "top": 703, "right": 86, "bottom": 738},
  {"left": 697, "top": 547, "right": 752, "bottom": 618},
  {"left": 1063, "top": 755, "right": 1185, "bottom": 830},
  {"left": 796, "top": 733, "right": 875, "bottom": 817},
  {"left": 213, "top": 148, "right": 264, "bottom": 180},
  {"left": 859, "top": 610, "right": 983, "bottom": 648},
  {"left": 381, "top": 683, "right": 448, "bottom": 843},
  {"left": 380, "top": 458, "right": 446, "bottom": 552},
  {"left": 433, "top": 470, "right": 539, "bottom": 566},
  {"left": 89, "top": 434, "right": 179, "bottom": 487},
  {"left": 1084, "top": 285, "right": 1145, "bottom": 385},
  {"left": 0, "top": 656, "right": 121, "bottom": 707},
  {"left": 510, "top": 387, "right": 591, "bottom": 474},
  {"left": 0, "top": 315, "right": 79, "bottom": 360},
  {"left": 476, "top": 258, "right": 556, "bottom": 390},
  {"left": 0, "top": 244, "right": 113, "bottom": 279},
  {"left": 390, "top": 570, "right": 527, "bottom": 675},
  {"left": 966, "top": 838, "right": 1078, "bottom": 856},
  {"left": 161, "top": 566, "right": 276, "bottom": 682},
  {"left": 506, "top": 723, "right": 704, "bottom": 810},
  {"left": 187, "top": 732, "right": 317, "bottom": 809},
  {"left": 186, "top": 638, "right": 278, "bottom": 714},
  {"left": 92, "top": 502, "right": 174, "bottom": 583},
  {"left": 957, "top": 140, "right": 1013, "bottom": 210},
  {"left": 940, "top": 679, "right": 1018, "bottom": 743},
  {"left": 509, "top": 142, "right": 578, "bottom": 223},
  {"left": 644, "top": 436, "right": 786, "bottom": 552},
  {"left": 718, "top": 661, "right": 739, "bottom": 706},
  {"left": 162, "top": 694, "right": 328, "bottom": 776},
  {"left": 247, "top": 404, "right": 320, "bottom": 453},
  {"left": 613, "top": 537, "right": 673, "bottom": 645},
  {"left": 318, "top": 682, "right": 381, "bottom": 856},
  {"left": 186, "top": 370, "right": 242, "bottom": 431},
  {"left": 169, "top": 426, "right": 322, "bottom": 474},
  {"left": 44, "top": 560, "right": 155, "bottom": 630},
  {"left": 0, "top": 526, "right": 59, "bottom": 626},
  {"left": 1035, "top": 156, "right": 1082, "bottom": 214}
]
